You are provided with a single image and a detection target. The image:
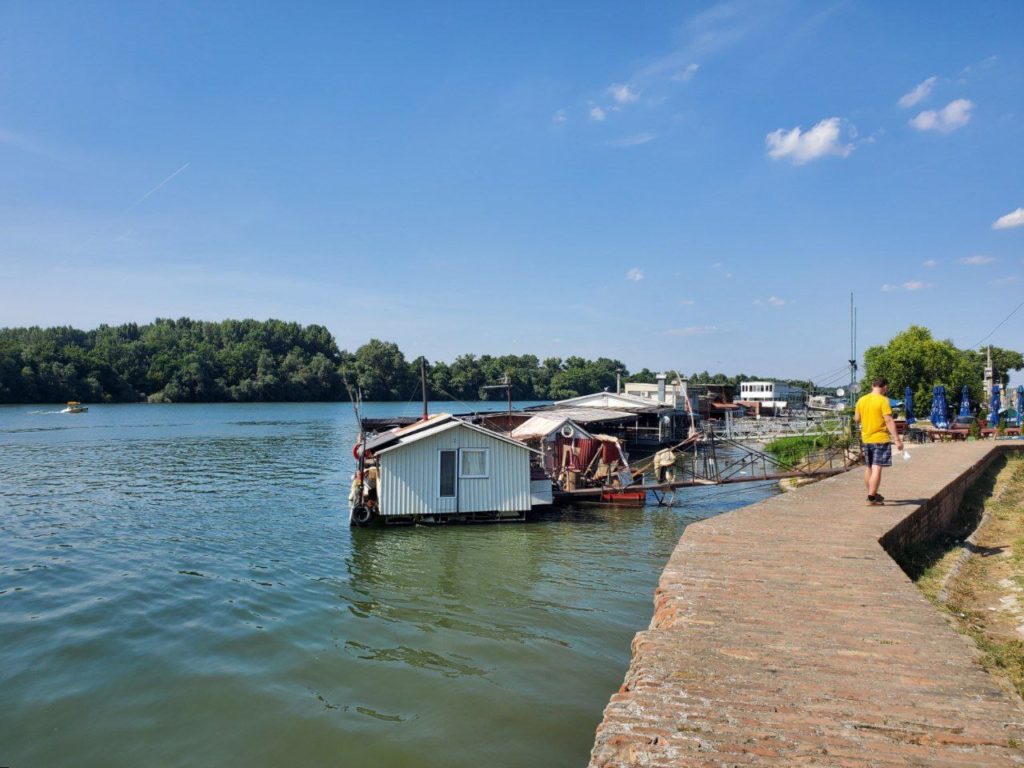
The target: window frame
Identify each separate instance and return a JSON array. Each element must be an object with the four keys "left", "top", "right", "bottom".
[{"left": 459, "top": 448, "right": 490, "bottom": 479}]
